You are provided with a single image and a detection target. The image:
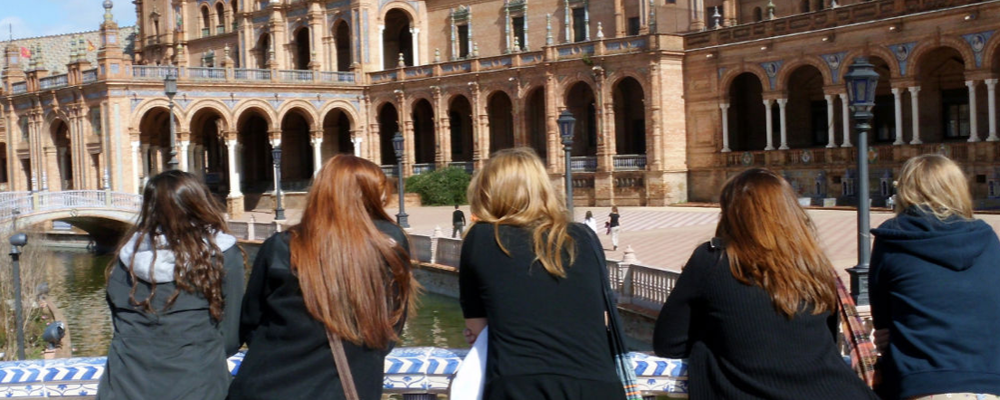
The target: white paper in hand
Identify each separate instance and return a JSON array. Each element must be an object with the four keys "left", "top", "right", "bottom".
[{"left": 449, "top": 326, "right": 488, "bottom": 400}]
